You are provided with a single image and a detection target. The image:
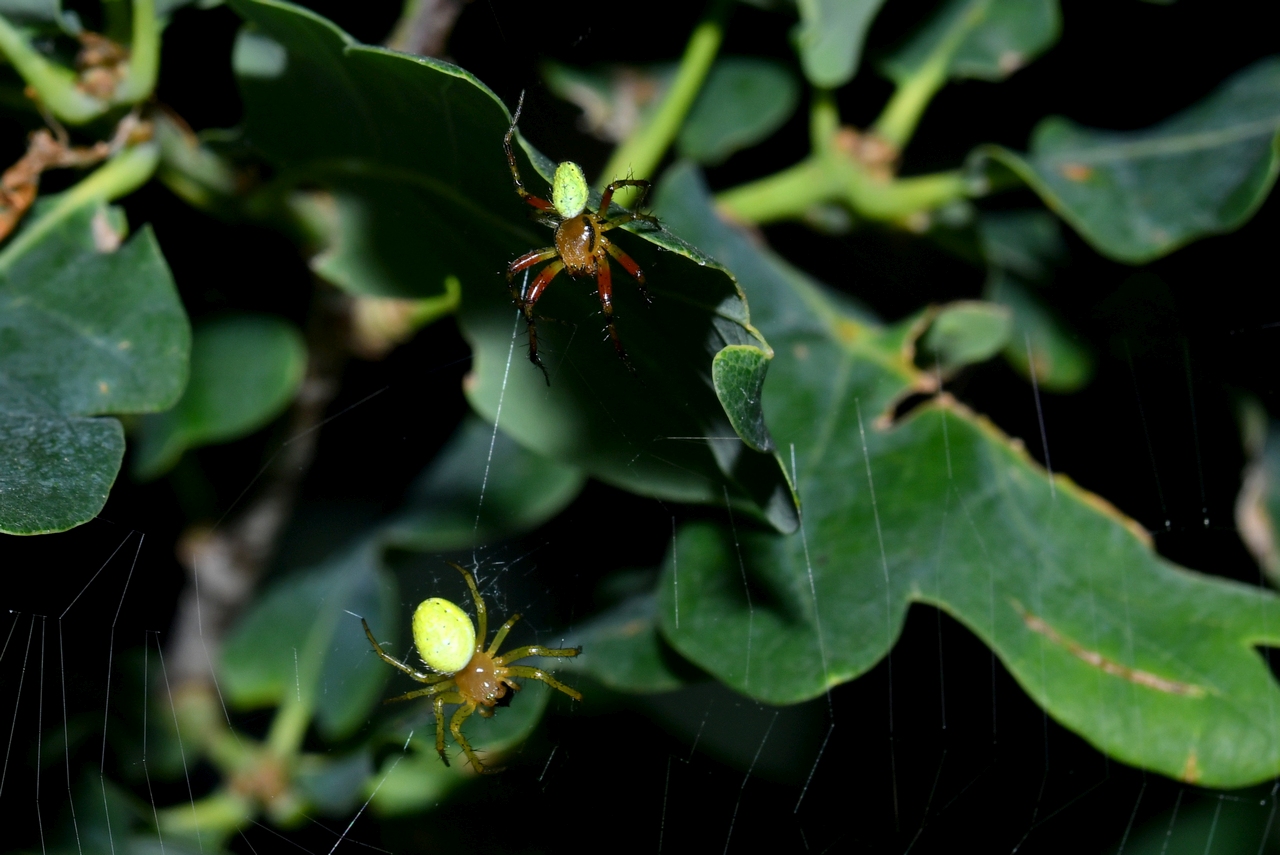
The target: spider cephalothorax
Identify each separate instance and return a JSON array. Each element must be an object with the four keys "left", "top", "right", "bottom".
[
  {"left": 504, "top": 94, "right": 658, "bottom": 383},
  {"left": 362, "top": 562, "right": 581, "bottom": 773}
]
